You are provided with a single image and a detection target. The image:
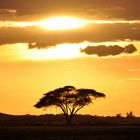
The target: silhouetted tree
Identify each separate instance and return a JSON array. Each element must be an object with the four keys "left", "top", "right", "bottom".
[
  {"left": 126, "top": 111, "right": 135, "bottom": 118},
  {"left": 116, "top": 113, "right": 123, "bottom": 117},
  {"left": 34, "top": 86, "right": 105, "bottom": 125}
]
